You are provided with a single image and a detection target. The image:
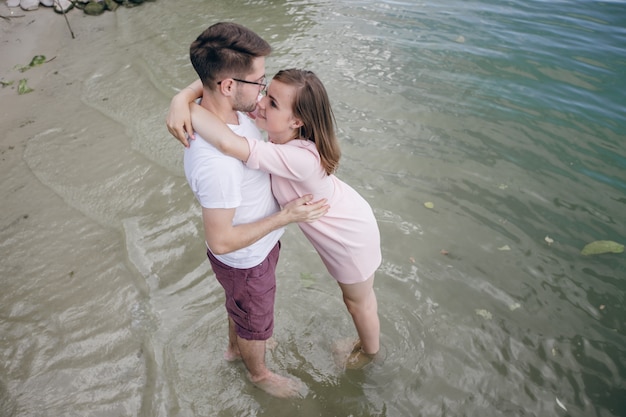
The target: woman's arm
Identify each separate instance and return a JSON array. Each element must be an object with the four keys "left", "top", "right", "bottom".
[
  {"left": 191, "top": 104, "right": 319, "bottom": 182},
  {"left": 189, "top": 103, "right": 252, "bottom": 162},
  {"left": 166, "top": 79, "right": 203, "bottom": 147}
]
